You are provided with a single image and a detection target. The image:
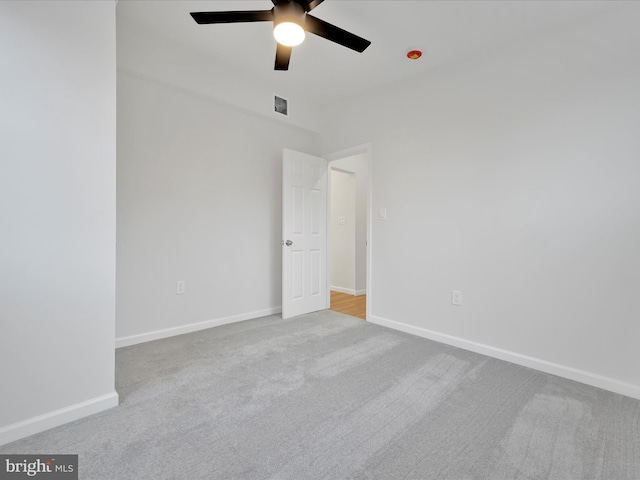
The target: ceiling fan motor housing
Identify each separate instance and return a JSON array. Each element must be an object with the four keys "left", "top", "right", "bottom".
[{"left": 273, "top": 1, "right": 306, "bottom": 29}]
